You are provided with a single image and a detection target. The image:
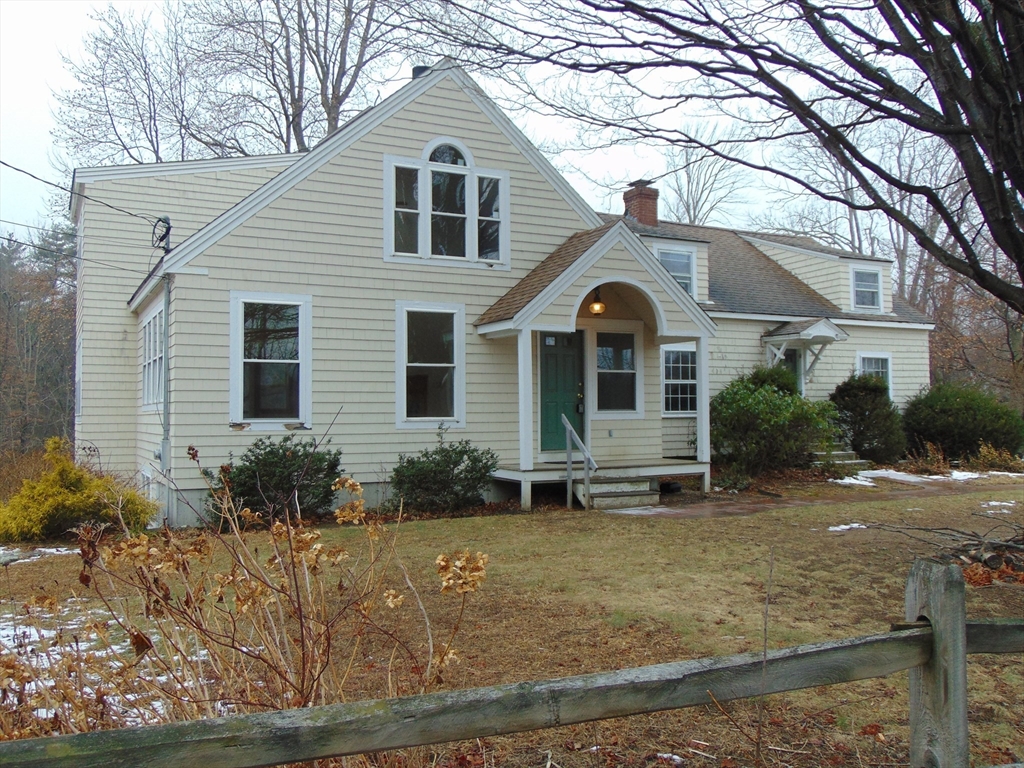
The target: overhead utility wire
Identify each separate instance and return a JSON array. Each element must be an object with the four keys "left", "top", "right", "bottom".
[
  {"left": 0, "top": 217, "right": 161, "bottom": 249},
  {"left": 3, "top": 236, "right": 154, "bottom": 276},
  {"left": 0, "top": 160, "right": 162, "bottom": 225}
]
